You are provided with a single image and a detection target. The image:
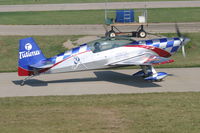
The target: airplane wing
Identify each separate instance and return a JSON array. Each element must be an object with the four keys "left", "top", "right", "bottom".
[
  {"left": 108, "top": 53, "right": 174, "bottom": 66},
  {"left": 143, "top": 55, "right": 174, "bottom": 65}
]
